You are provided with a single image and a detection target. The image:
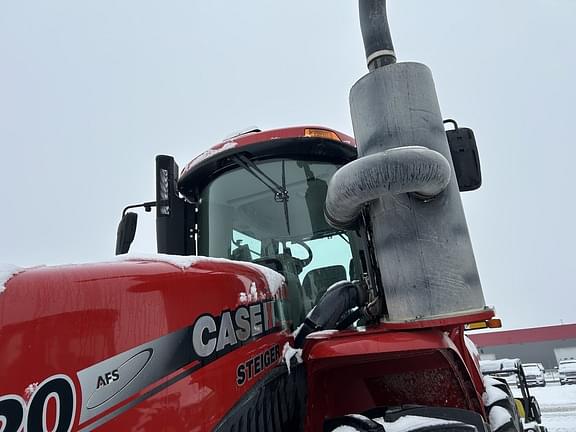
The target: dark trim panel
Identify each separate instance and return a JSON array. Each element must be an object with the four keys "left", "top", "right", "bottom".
[{"left": 215, "top": 365, "right": 307, "bottom": 432}]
